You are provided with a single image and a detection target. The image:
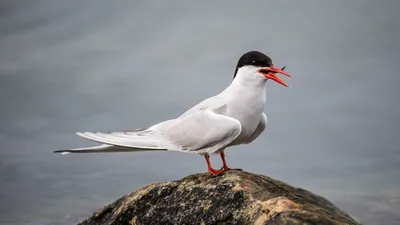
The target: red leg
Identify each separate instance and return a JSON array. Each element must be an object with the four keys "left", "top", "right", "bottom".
[
  {"left": 220, "top": 151, "right": 242, "bottom": 171},
  {"left": 220, "top": 151, "right": 230, "bottom": 170},
  {"left": 204, "top": 154, "right": 224, "bottom": 176}
]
